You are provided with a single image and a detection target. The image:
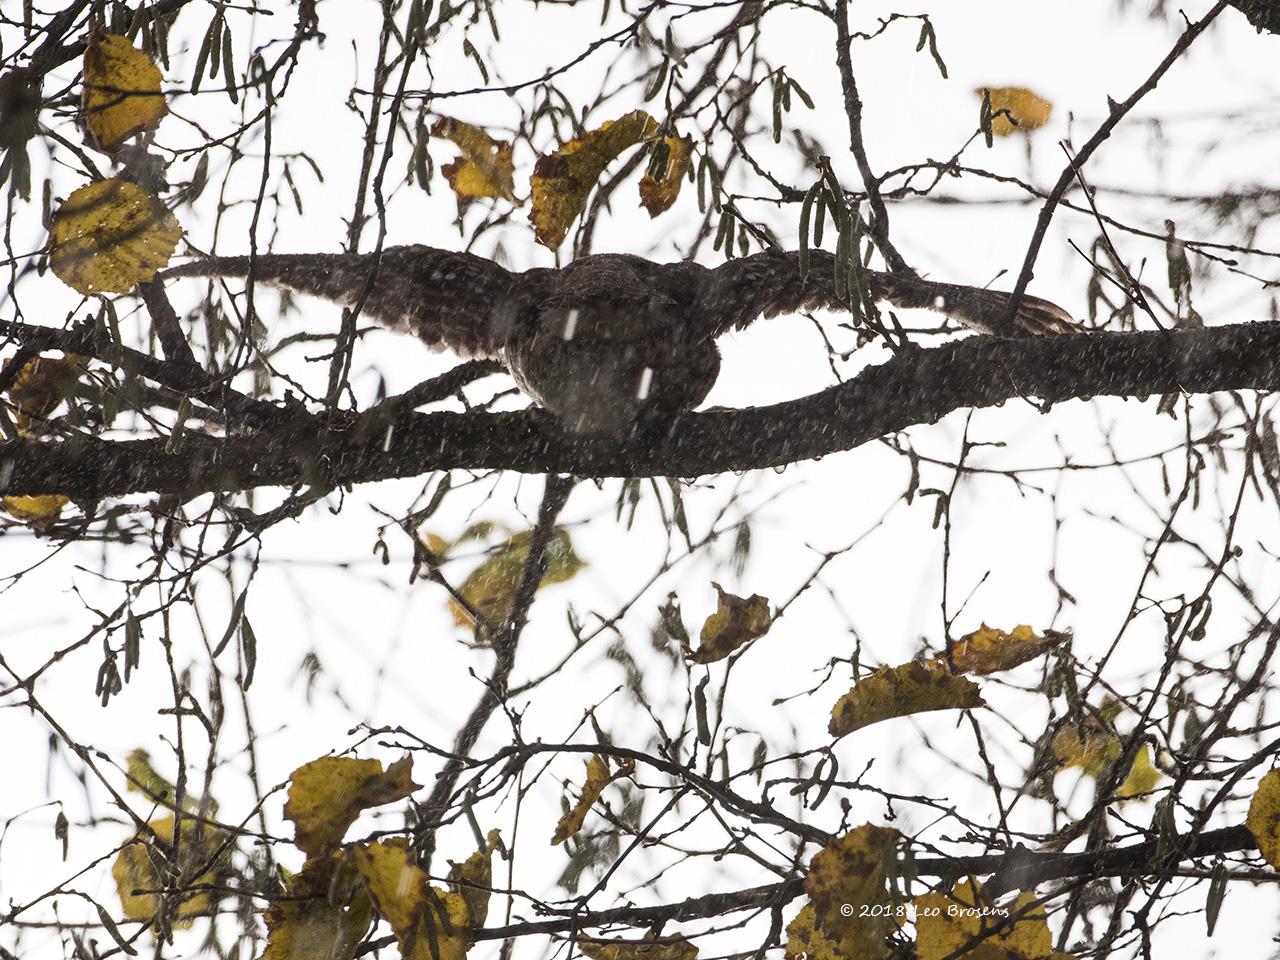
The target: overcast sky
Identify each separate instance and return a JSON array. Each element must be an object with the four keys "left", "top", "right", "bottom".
[{"left": 3, "top": 2, "right": 1279, "bottom": 958}]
